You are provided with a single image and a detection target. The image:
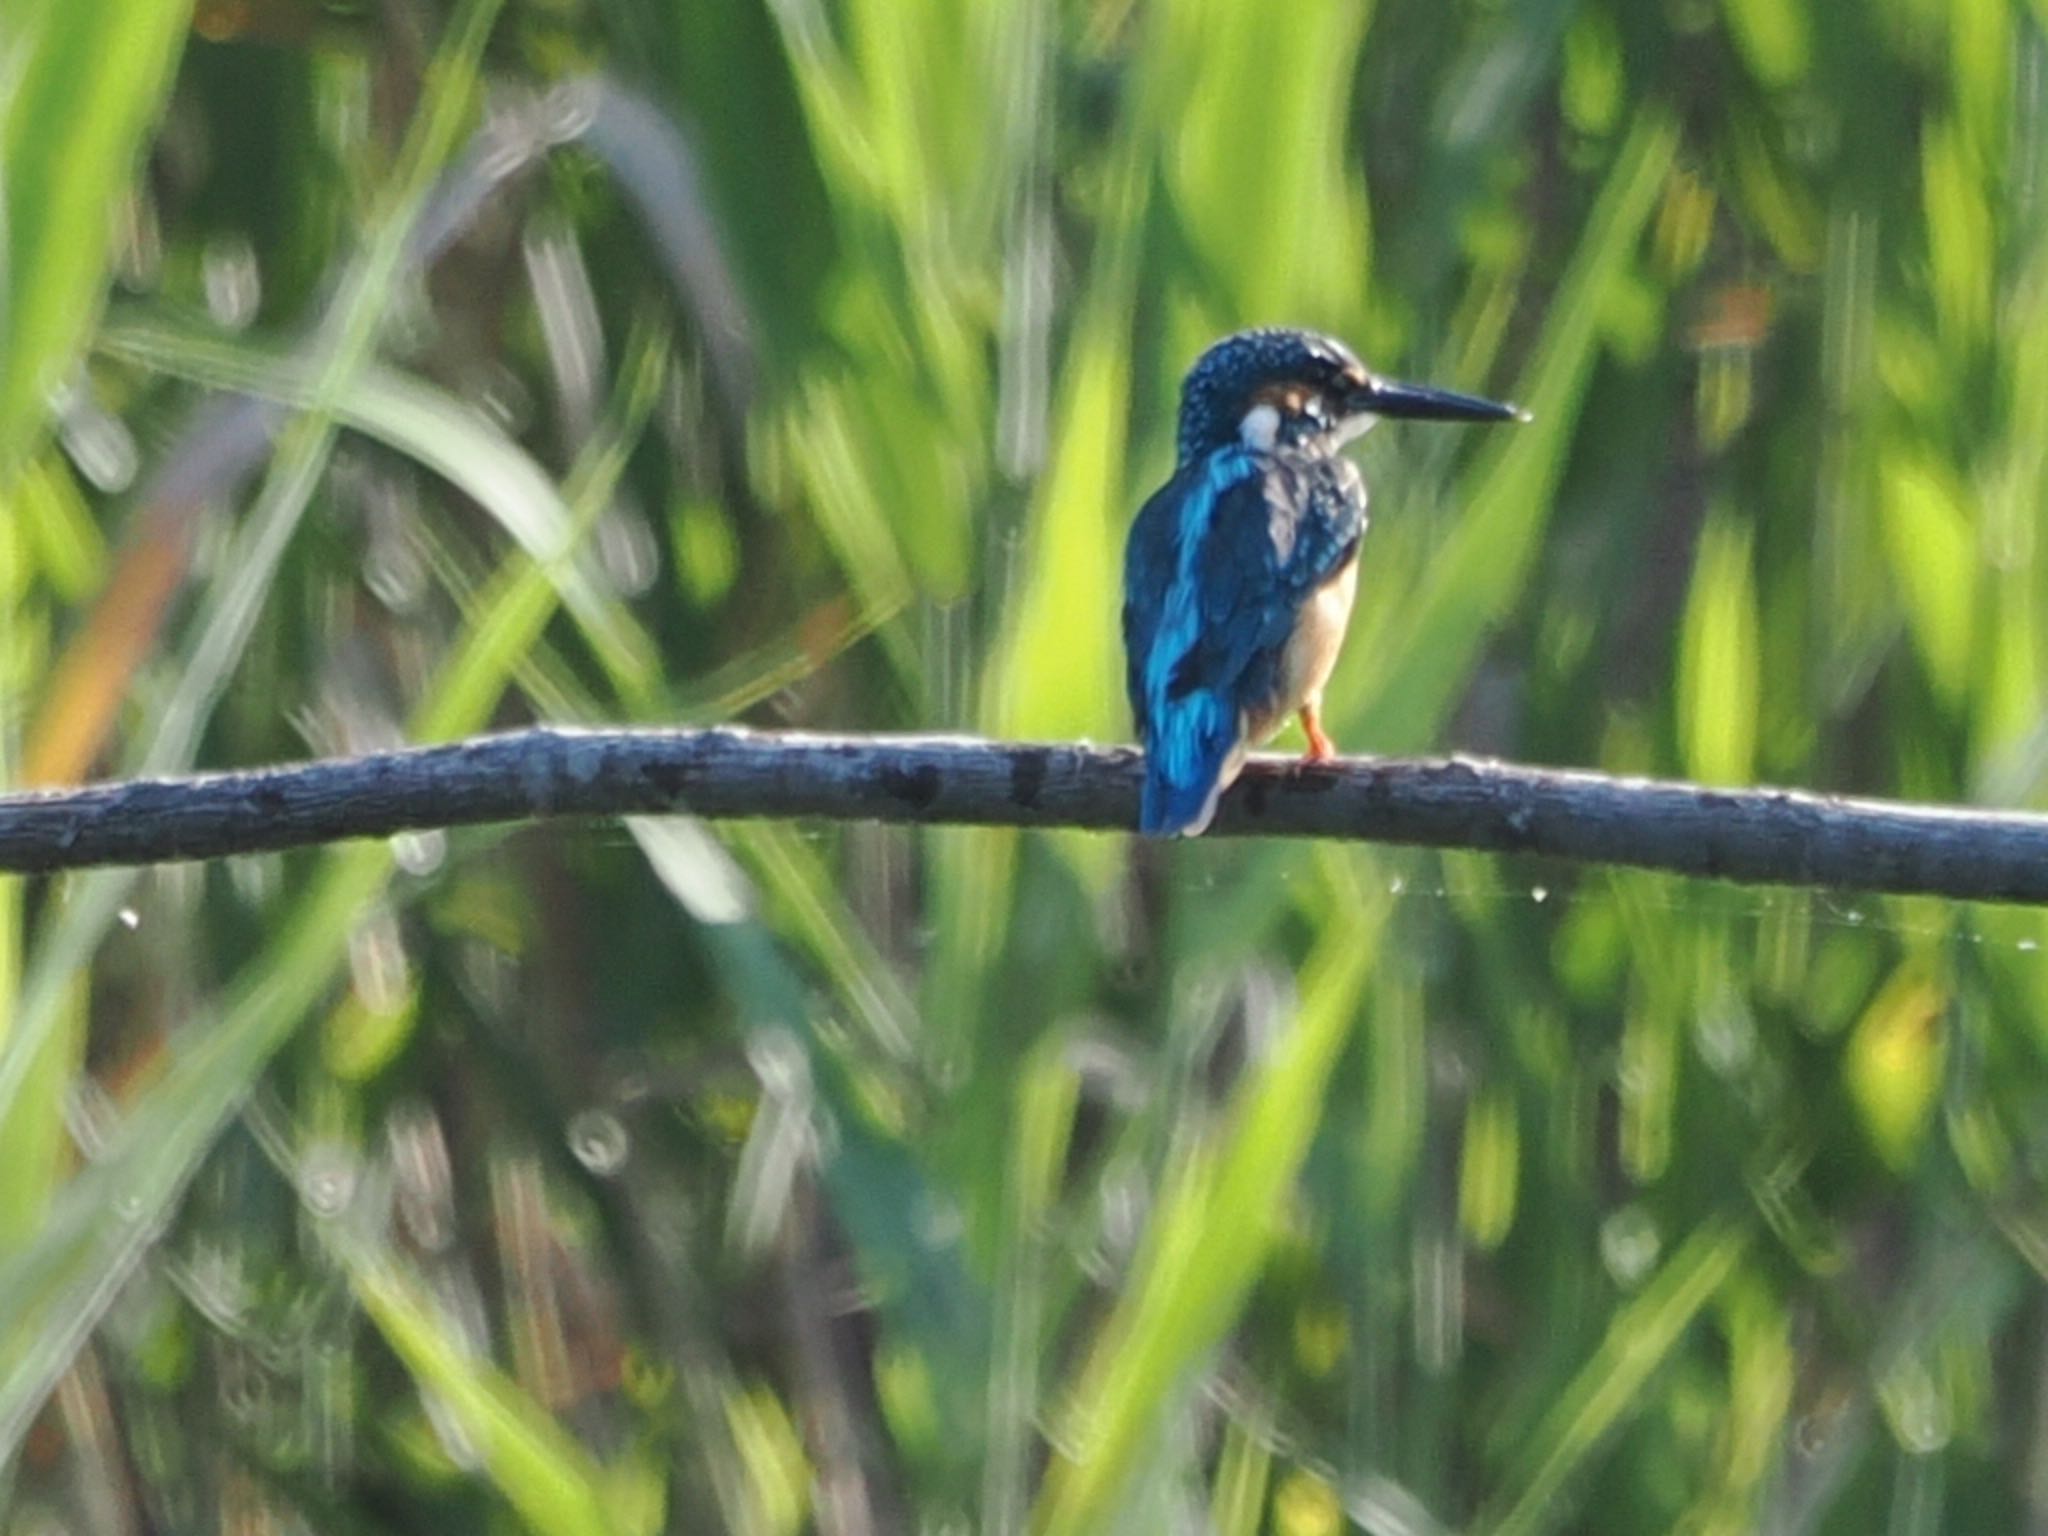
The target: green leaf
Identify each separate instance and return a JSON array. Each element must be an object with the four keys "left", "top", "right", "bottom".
[
  {"left": 1346, "top": 105, "right": 1680, "bottom": 750},
  {"left": 346, "top": 1244, "right": 631, "bottom": 1536},
  {"left": 1459, "top": 1081, "right": 1521, "bottom": 1251},
  {"left": 1561, "top": 7, "right": 1626, "bottom": 135},
  {"left": 1844, "top": 959, "right": 1947, "bottom": 1170},
  {"left": 1032, "top": 860, "right": 1381, "bottom": 1536},
  {"left": 0, "top": 0, "right": 192, "bottom": 476},
  {"left": 1879, "top": 445, "right": 1977, "bottom": 709},
  {"left": 0, "top": 6, "right": 542, "bottom": 1449},
  {"left": 1477, "top": 1217, "right": 1753, "bottom": 1536},
  {"left": 99, "top": 312, "right": 665, "bottom": 716},
  {"left": 1921, "top": 117, "right": 1994, "bottom": 349},
  {"left": 1165, "top": 0, "right": 1371, "bottom": 321},
  {"left": 987, "top": 317, "right": 1128, "bottom": 745},
  {"left": 1722, "top": 0, "right": 1811, "bottom": 86},
  {"left": 1677, "top": 509, "right": 1760, "bottom": 785}
]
